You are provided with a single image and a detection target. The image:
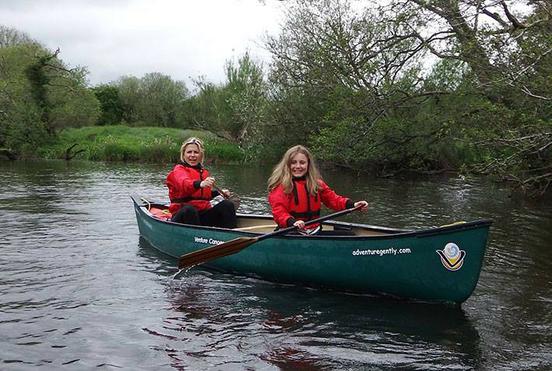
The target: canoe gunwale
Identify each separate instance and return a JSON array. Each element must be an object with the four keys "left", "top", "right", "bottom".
[{"left": 131, "top": 195, "right": 492, "bottom": 240}]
